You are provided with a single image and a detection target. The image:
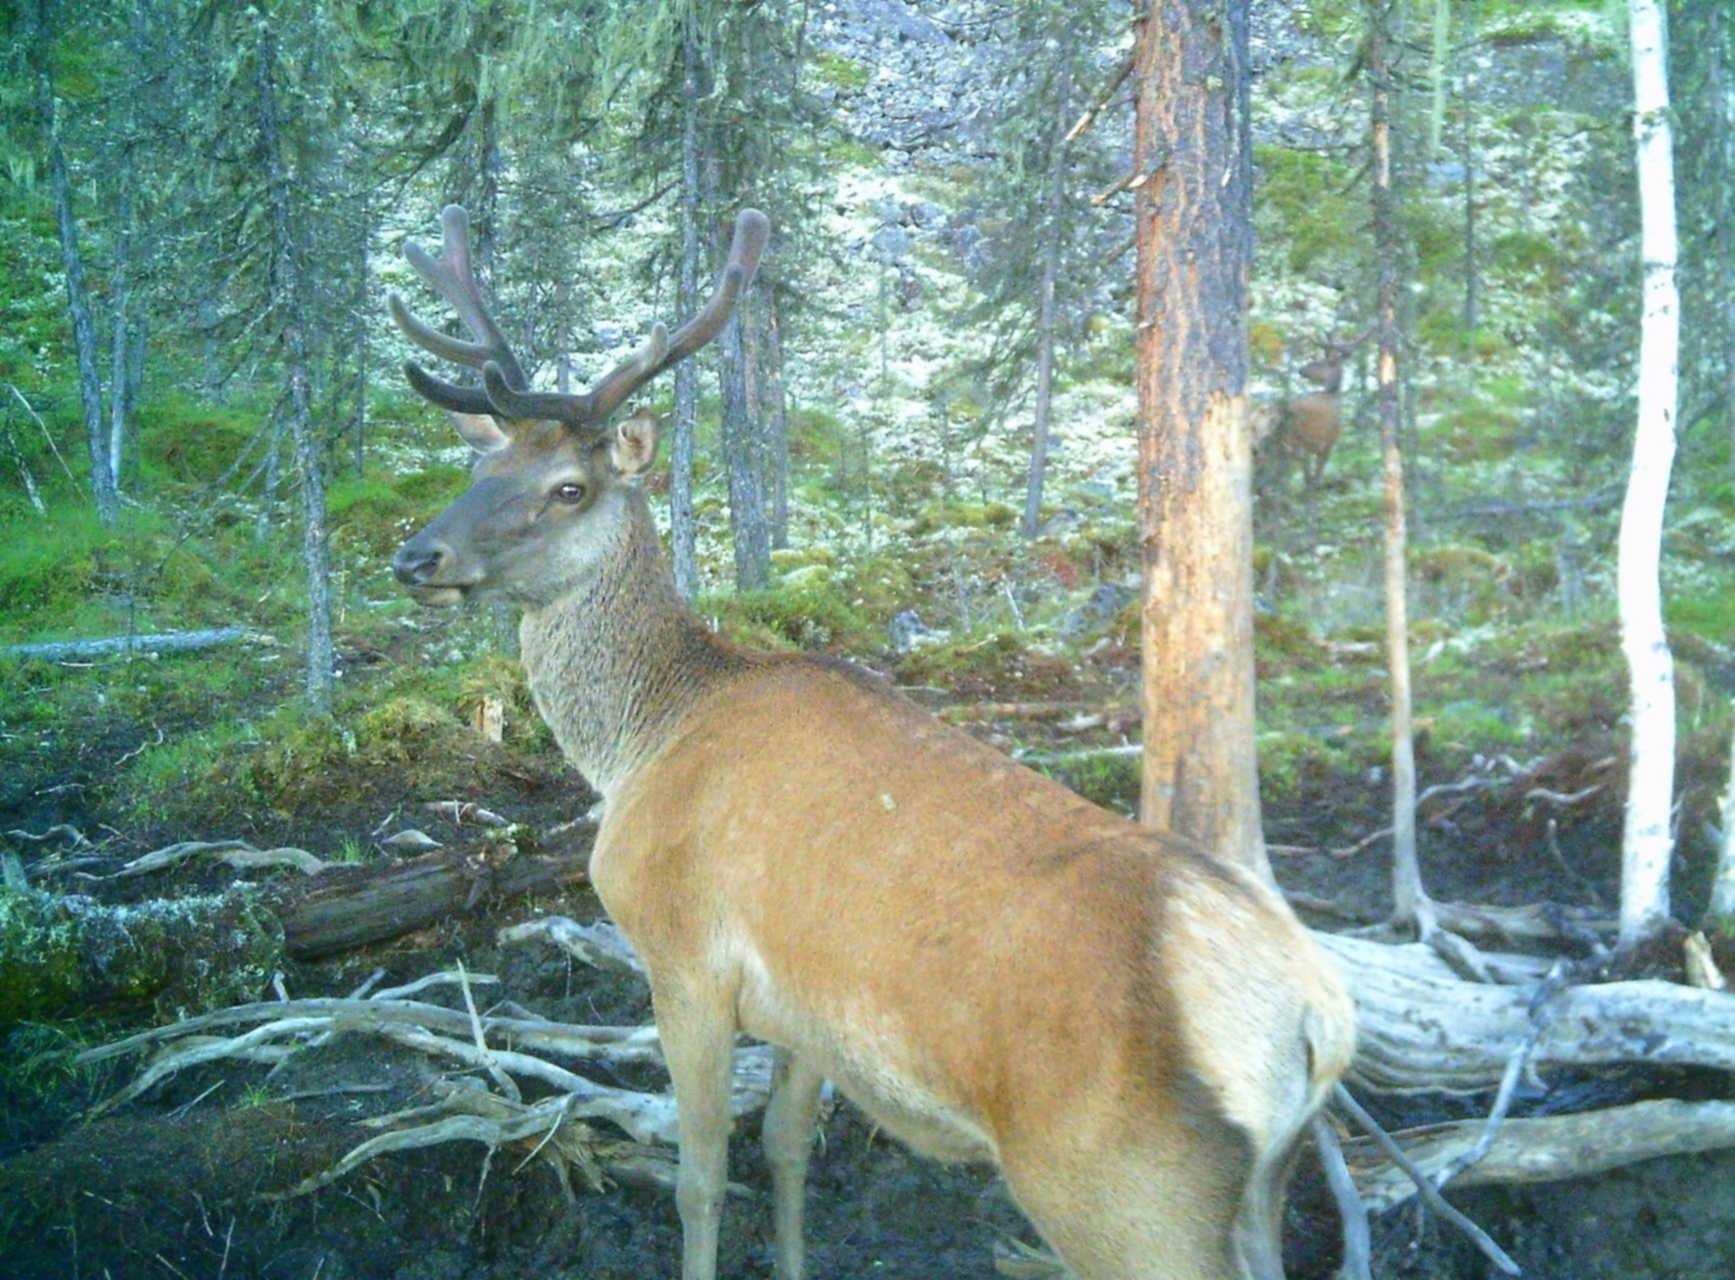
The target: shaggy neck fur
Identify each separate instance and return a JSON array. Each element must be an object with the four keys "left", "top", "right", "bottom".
[{"left": 518, "top": 488, "right": 744, "bottom": 794}]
